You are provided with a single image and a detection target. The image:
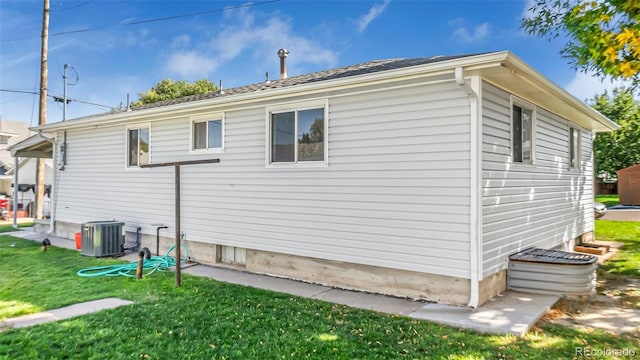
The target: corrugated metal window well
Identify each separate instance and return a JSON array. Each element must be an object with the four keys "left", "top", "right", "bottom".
[{"left": 508, "top": 247, "right": 598, "bottom": 296}]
